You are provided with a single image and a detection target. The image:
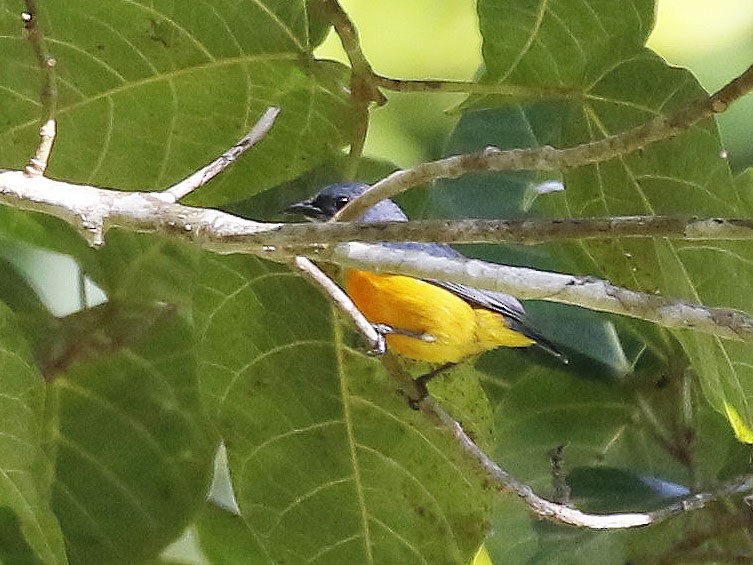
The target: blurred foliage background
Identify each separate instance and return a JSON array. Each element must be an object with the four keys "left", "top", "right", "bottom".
[{"left": 315, "top": 0, "right": 753, "bottom": 171}]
